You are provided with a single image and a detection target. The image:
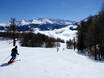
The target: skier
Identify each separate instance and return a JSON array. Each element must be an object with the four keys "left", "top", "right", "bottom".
[{"left": 8, "top": 46, "right": 19, "bottom": 64}]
